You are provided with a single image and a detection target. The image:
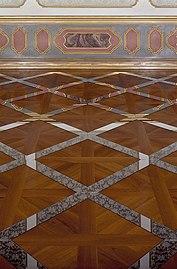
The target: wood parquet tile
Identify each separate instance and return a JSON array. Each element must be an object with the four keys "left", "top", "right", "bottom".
[
  {"left": 0, "top": 165, "right": 73, "bottom": 231},
  {"left": 0, "top": 152, "right": 13, "bottom": 166},
  {"left": 97, "top": 73, "right": 149, "bottom": 88},
  {"left": 162, "top": 151, "right": 177, "bottom": 166},
  {"left": 0, "top": 121, "right": 77, "bottom": 154},
  {"left": 52, "top": 105, "right": 124, "bottom": 132},
  {"left": 99, "top": 92, "right": 163, "bottom": 113},
  {"left": 0, "top": 104, "right": 27, "bottom": 126},
  {"left": 0, "top": 83, "right": 39, "bottom": 100},
  {"left": 13, "top": 93, "right": 76, "bottom": 114},
  {"left": 99, "top": 121, "right": 177, "bottom": 154},
  {"left": 59, "top": 83, "right": 116, "bottom": 99},
  {"left": 57, "top": 69, "right": 118, "bottom": 78},
  {"left": 150, "top": 106, "right": 177, "bottom": 127},
  {"left": 38, "top": 140, "right": 137, "bottom": 185},
  {"left": 0, "top": 70, "right": 50, "bottom": 78},
  {"left": 126, "top": 70, "right": 177, "bottom": 78},
  {"left": 13, "top": 200, "right": 161, "bottom": 269},
  {"left": 27, "top": 73, "right": 79, "bottom": 88},
  {"left": 140, "top": 82, "right": 177, "bottom": 100},
  {"left": 102, "top": 165, "right": 177, "bottom": 230},
  {"left": 0, "top": 68, "right": 177, "bottom": 269}
]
